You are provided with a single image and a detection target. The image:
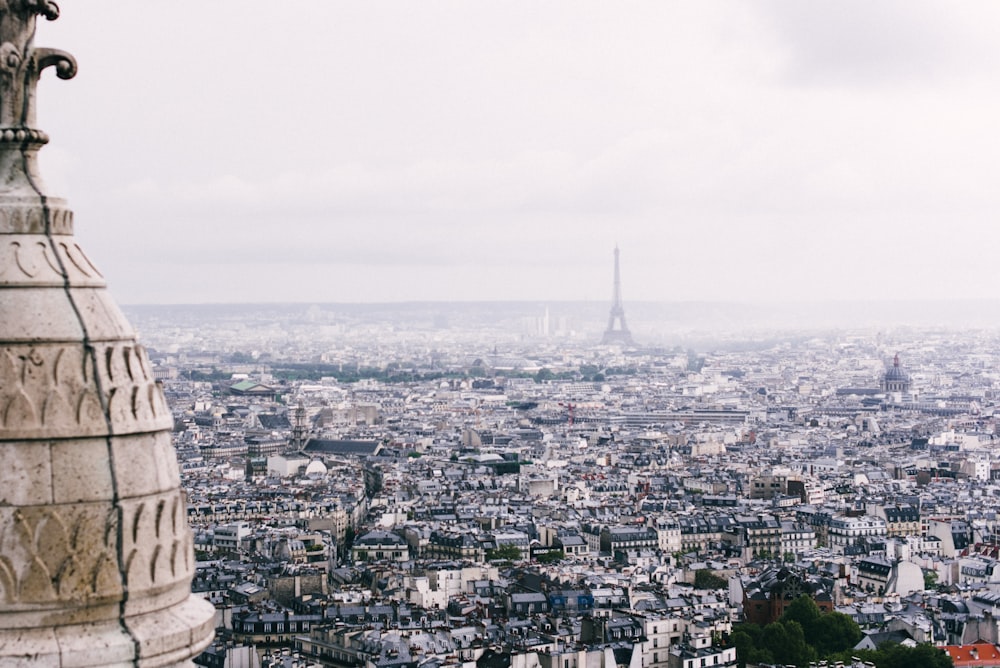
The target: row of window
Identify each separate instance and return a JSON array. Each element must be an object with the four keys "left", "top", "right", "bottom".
[{"left": 242, "top": 621, "right": 311, "bottom": 633}]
